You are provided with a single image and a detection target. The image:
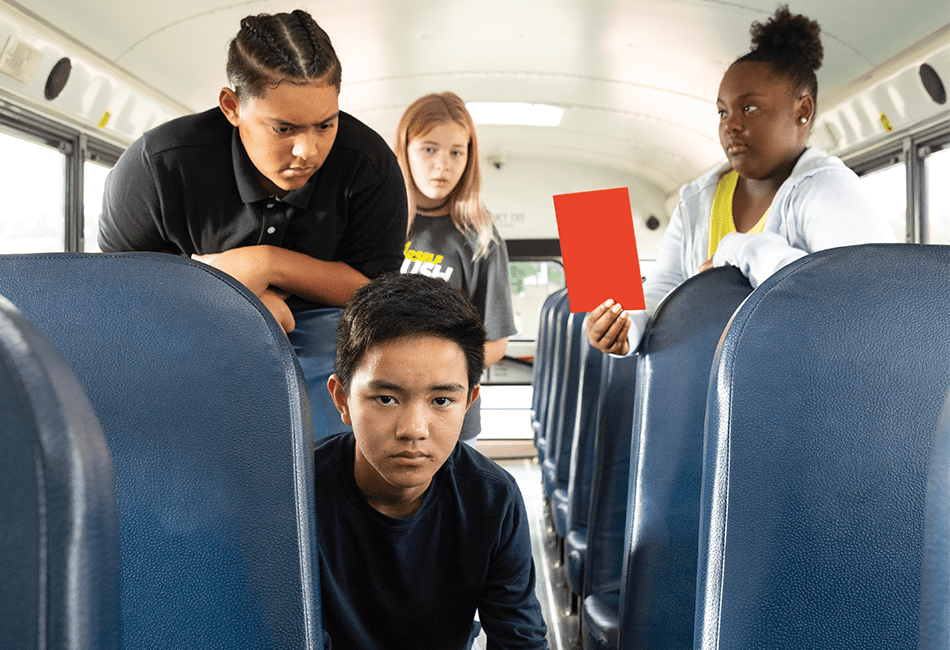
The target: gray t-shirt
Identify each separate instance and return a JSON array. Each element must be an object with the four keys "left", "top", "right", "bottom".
[{"left": 402, "top": 214, "right": 518, "bottom": 439}]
